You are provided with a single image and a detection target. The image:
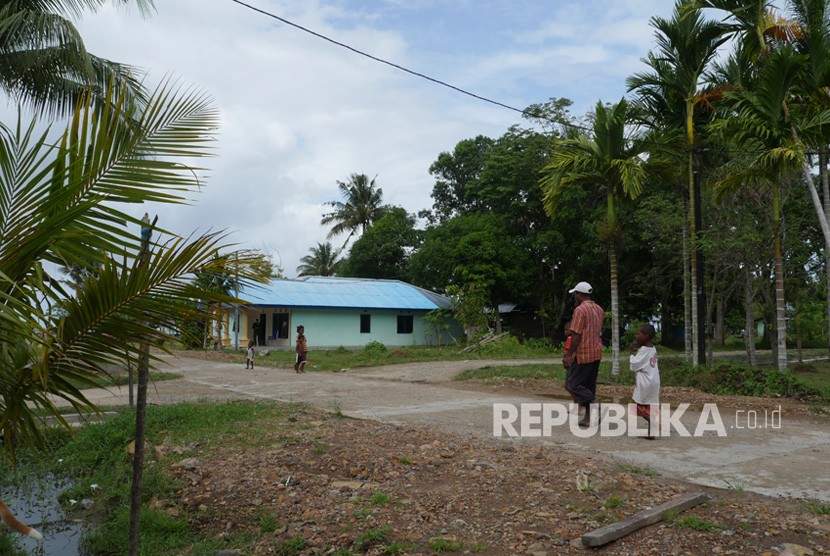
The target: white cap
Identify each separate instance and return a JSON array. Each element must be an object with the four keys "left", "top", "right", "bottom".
[{"left": 568, "top": 281, "right": 593, "bottom": 295}]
